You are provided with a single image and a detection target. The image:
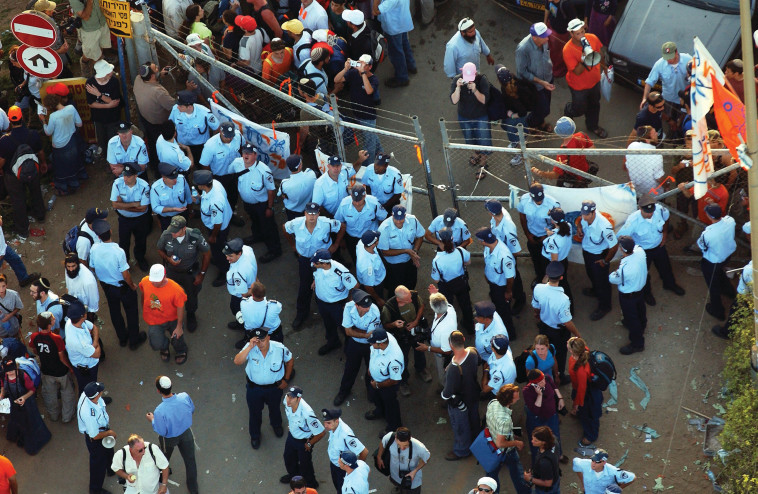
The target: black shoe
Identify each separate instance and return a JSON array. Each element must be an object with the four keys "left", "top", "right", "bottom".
[
  {"left": 230, "top": 214, "right": 245, "bottom": 227},
  {"left": 644, "top": 293, "right": 656, "bottom": 306},
  {"left": 705, "top": 303, "right": 726, "bottom": 321},
  {"left": 228, "top": 320, "right": 244, "bottom": 330},
  {"left": 333, "top": 391, "right": 349, "bottom": 406},
  {"left": 279, "top": 474, "right": 292, "bottom": 484},
  {"left": 137, "top": 259, "right": 150, "bottom": 272},
  {"left": 589, "top": 308, "right": 610, "bottom": 321},
  {"left": 187, "top": 312, "right": 198, "bottom": 333},
  {"left": 103, "top": 396, "right": 113, "bottom": 405},
  {"left": 212, "top": 276, "right": 226, "bottom": 287},
  {"left": 711, "top": 325, "right": 729, "bottom": 339},
  {"left": 619, "top": 344, "right": 644, "bottom": 355},
  {"left": 581, "top": 287, "right": 596, "bottom": 297},
  {"left": 385, "top": 77, "right": 409, "bottom": 88},
  {"left": 511, "top": 298, "right": 525, "bottom": 315},
  {"left": 19, "top": 272, "right": 41, "bottom": 287},
  {"left": 292, "top": 315, "right": 306, "bottom": 330},
  {"left": 620, "top": 319, "right": 629, "bottom": 329},
  {"left": 119, "top": 339, "right": 128, "bottom": 348},
  {"left": 273, "top": 426, "right": 284, "bottom": 438},
  {"left": 666, "top": 284, "right": 686, "bottom": 296},
  {"left": 318, "top": 340, "right": 341, "bottom": 356},
  {"left": 251, "top": 438, "right": 260, "bottom": 449},
  {"left": 364, "top": 409, "right": 383, "bottom": 420},
  {"left": 129, "top": 332, "right": 148, "bottom": 350},
  {"left": 243, "top": 235, "right": 263, "bottom": 245},
  {"left": 408, "top": 66, "right": 418, "bottom": 75},
  {"left": 234, "top": 337, "right": 248, "bottom": 350},
  {"left": 259, "top": 251, "right": 282, "bottom": 264}
]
